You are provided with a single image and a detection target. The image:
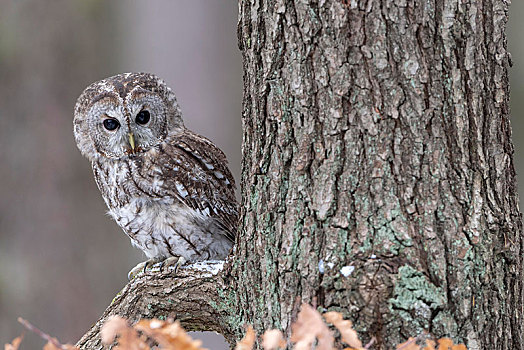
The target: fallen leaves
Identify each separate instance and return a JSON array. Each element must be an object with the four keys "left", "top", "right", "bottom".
[
  {"left": 4, "top": 335, "right": 23, "bottom": 350},
  {"left": 236, "top": 326, "right": 256, "bottom": 350},
  {"left": 261, "top": 329, "right": 286, "bottom": 350},
  {"left": 101, "top": 316, "right": 148, "bottom": 350},
  {"left": 291, "top": 304, "right": 334, "bottom": 350},
  {"left": 136, "top": 319, "right": 204, "bottom": 350},
  {"left": 6, "top": 304, "right": 468, "bottom": 350},
  {"left": 228, "top": 304, "right": 468, "bottom": 350},
  {"left": 323, "top": 311, "right": 363, "bottom": 349},
  {"left": 101, "top": 316, "right": 206, "bottom": 350}
]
